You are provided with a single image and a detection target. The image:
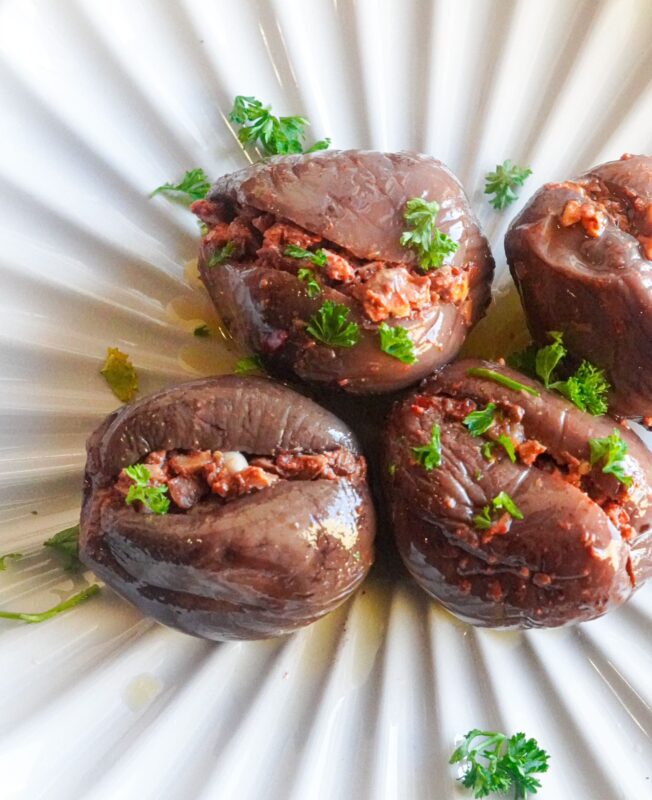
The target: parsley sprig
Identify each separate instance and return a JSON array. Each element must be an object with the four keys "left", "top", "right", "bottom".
[
  {"left": 378, "top": 323, "right": 417, "bottom": 364},
  {"left": 554, "top": 362, "right": 610, "bottom": 416},
  {"left": 589, "top": 430, "right": 633, "bottom": 487},
  {"left": 208, "top": 241, "right": 236, "bottom": 267},
  {"left": 496, "top": 434, "right": 516, "bottom": 463},
  {"left": 0, "top": 585, "right": 100, "bottom": 625},
  {"left": 45, "top": 525, "right": 82, "bottom": 571},
  {"left": 484, "top": 160, "right": 532, "bottom": 210},
  {"left": 297, "top": 268, "right": 322, "bottom": 298},
  {"left": 234, "top": 354, "right": 265, "bottom": 375},
  {"left": 229, "top": 96, "right": 330, "bottom": 156},
  {"left": 285, "top": 245, "right": 327, "bottom": 297},
  {"left": 284, "top": 244, "right": 328, "bottom": 267},
  {"left": 124, "top": 465, "right": 170, "bottom": 515},
  {"left": 400, "top": 198, "right": 458, "bottom": 270},
  {"left": 306, "top": 301, "right": 360, "bottom": 348},
  {"left": 412, "top": 424, "right": 442, "bottom": 471},
  {"left": 151, "top": 168, "right": 211, "bottom": 203},
  {"left": 464, "top": 403, "right": 498, "bottom": 437},
  {"left": 474, "top": 491, "right": 523, "bottom": 530},
  {"left": 450, "top": 729, "right": 549, "bottom": 798},
  {"left": 508, "top": 332, "right": 610, "bottom": 415}
]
